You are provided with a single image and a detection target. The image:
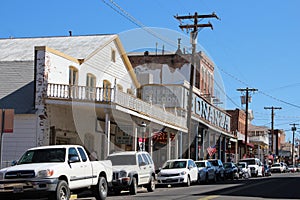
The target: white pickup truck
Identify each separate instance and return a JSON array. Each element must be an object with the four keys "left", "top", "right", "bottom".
[{"left": 0, "top": 145, "right": 112, "bottom": 200}]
